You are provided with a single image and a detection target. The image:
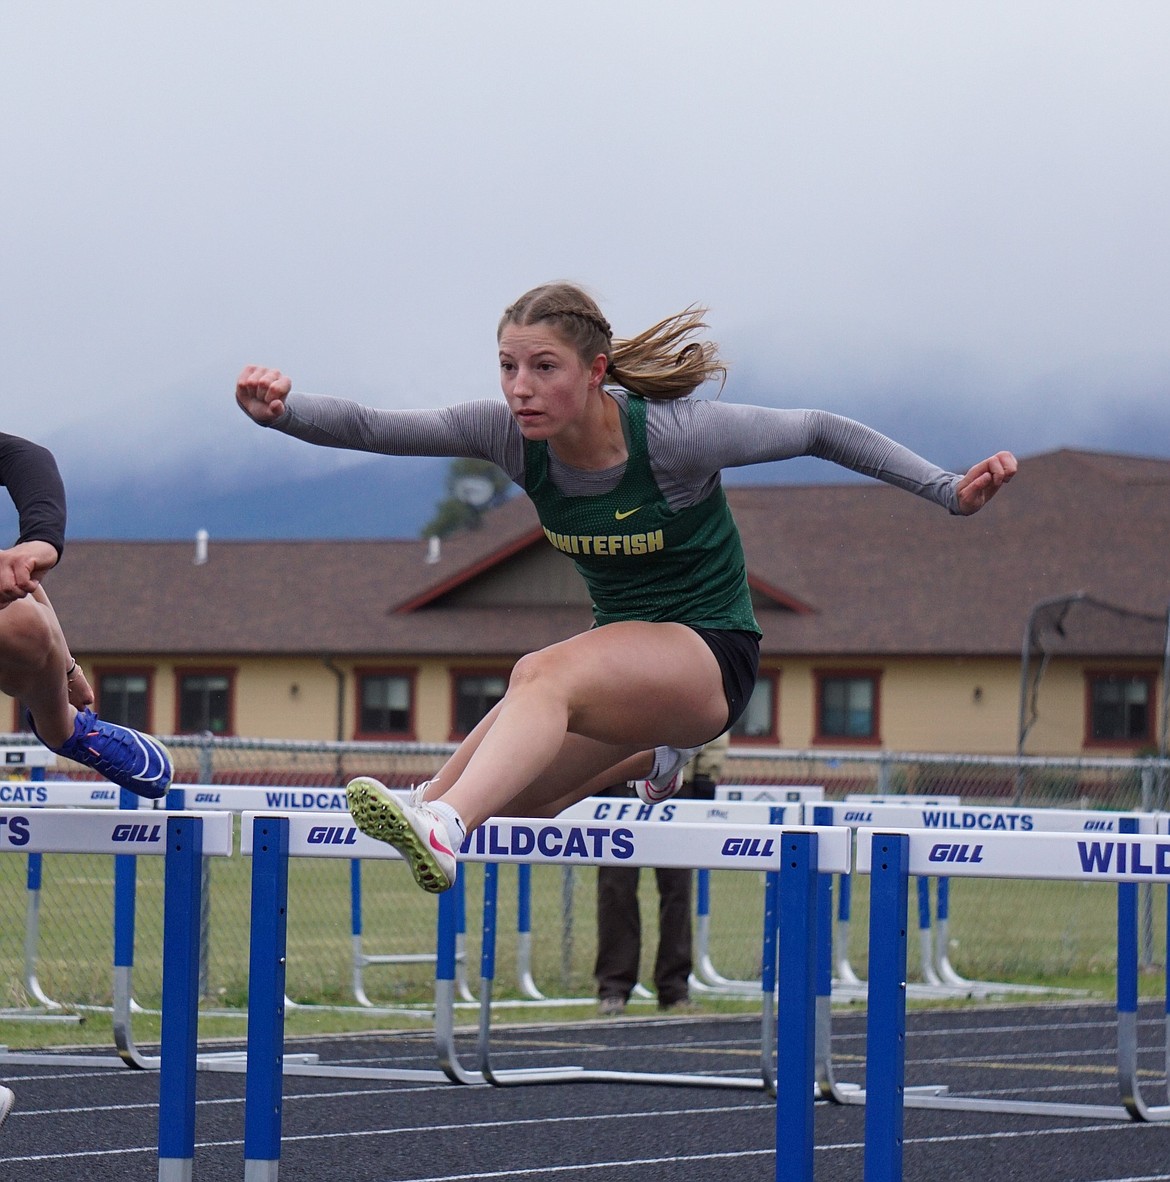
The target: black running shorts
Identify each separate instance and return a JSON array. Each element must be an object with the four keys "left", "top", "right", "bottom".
[{"left": 687, "top": 626, "right": 761, "bottom": 735}]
